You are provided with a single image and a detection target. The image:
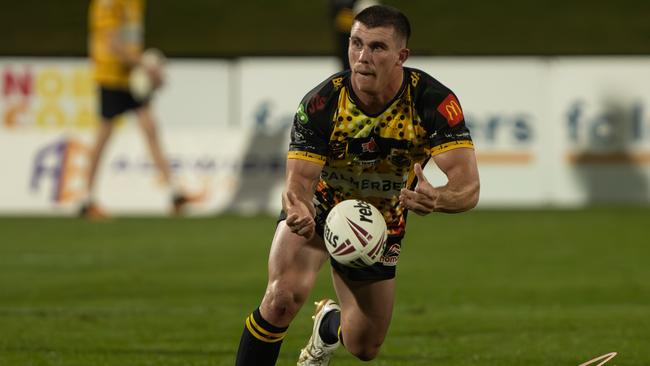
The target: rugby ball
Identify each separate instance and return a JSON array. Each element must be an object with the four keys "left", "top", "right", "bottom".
[
  {"left": 129, "top": 48, "right": 166, "bottom": 101},
  {"left": 324, "top": 199, "right": 387, "bottom": 268}
]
